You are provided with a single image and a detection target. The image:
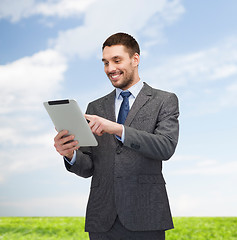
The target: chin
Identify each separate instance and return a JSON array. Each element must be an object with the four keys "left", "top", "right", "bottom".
[
  {"left": 110, "top": 80, "right": 122, "bottom": 88},
  {"left": 109, "top": 77, "right": 133, "bottom": 90},
  {"left": 112, "top": 82, "right": 126, "bottom": 89}
]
